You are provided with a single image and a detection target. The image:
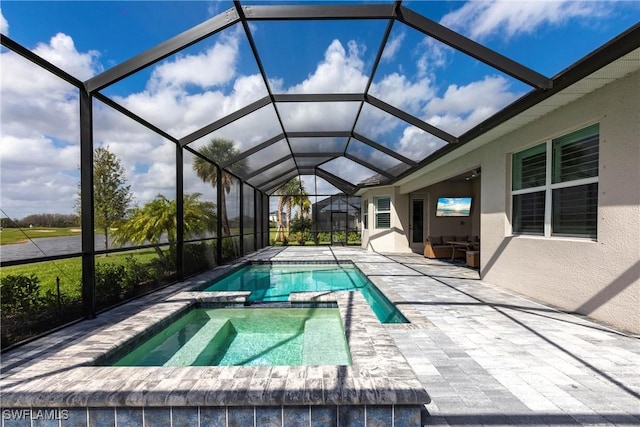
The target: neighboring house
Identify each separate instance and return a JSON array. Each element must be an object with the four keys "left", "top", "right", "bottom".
[
  {"left": 358, "top": 49, "right": 640, "bottom": 334},
  {"left": 313, "top": 195, "right": 361, "bottom": 232}
]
